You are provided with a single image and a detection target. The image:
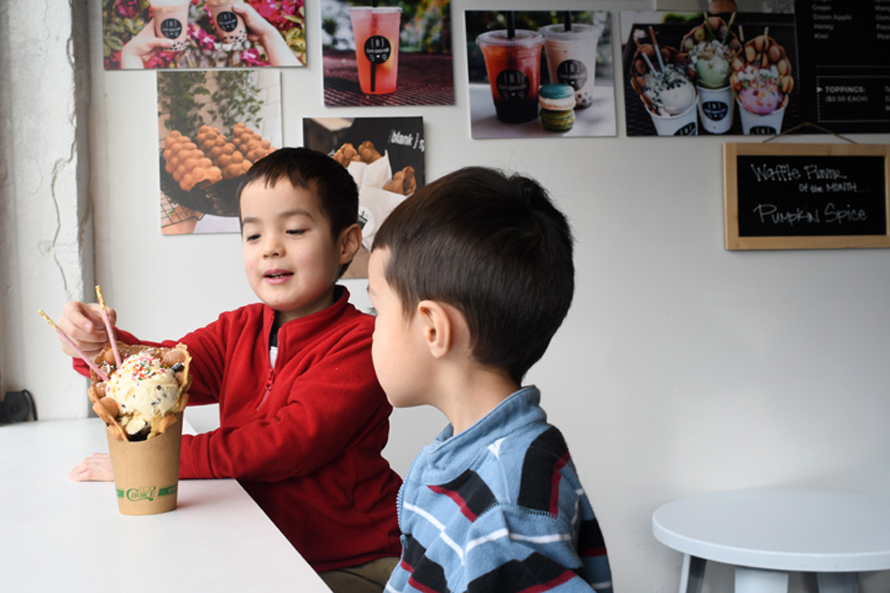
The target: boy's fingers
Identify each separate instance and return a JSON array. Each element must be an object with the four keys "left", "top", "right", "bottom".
[{"left": 69, "top": 454, "right": 113, "bottom": 482}]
